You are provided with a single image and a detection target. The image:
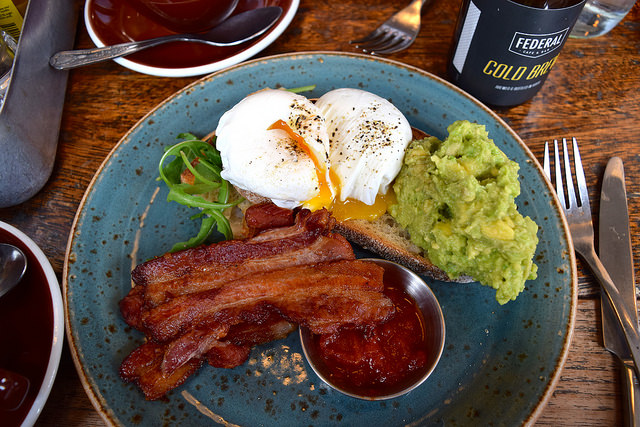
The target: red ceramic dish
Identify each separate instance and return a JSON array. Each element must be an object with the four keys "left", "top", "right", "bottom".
[
  {"left": 84, "top": 0, "right": 299, "bottom": 77},
  {"left": 0, "top": 222, "right": 63, "bottom": 426}
]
